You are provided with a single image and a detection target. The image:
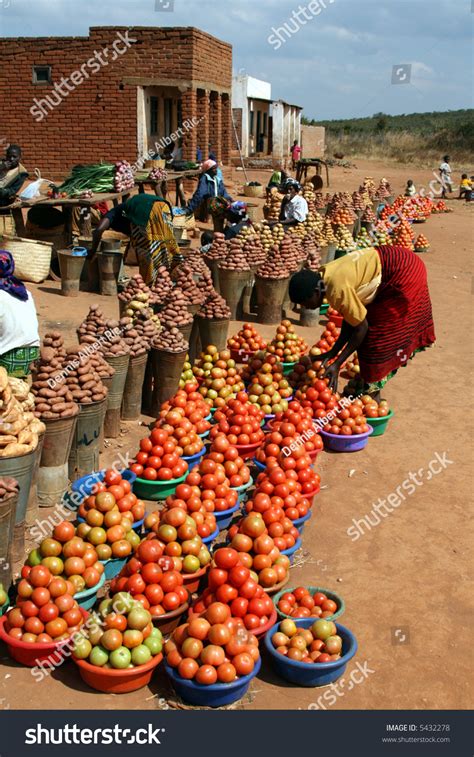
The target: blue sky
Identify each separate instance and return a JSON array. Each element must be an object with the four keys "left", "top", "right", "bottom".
[{"left": 0, "top": 0, "right": 472, "bottom": 119}]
